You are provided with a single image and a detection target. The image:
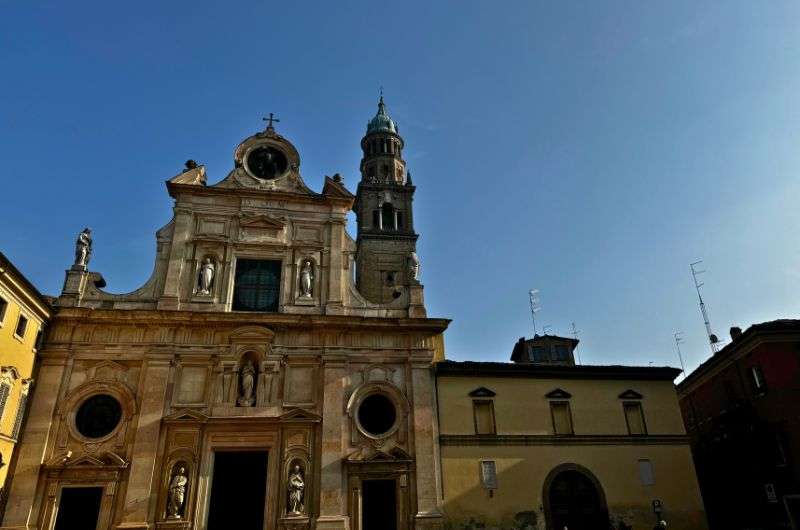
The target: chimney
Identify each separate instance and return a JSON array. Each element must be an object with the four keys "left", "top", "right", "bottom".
[{"left": 730, "top": 326, "right": 742, "bottom": 340}]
